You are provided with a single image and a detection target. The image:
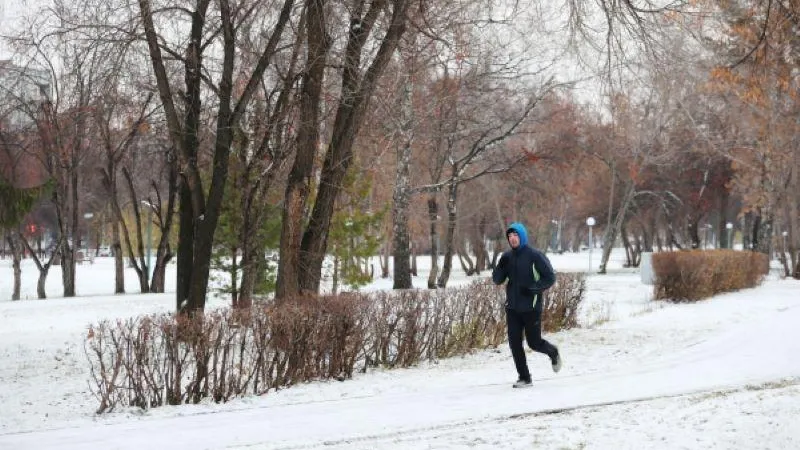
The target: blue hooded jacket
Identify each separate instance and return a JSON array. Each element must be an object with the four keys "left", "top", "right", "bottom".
[{"left": 491, "top": 222, "right": 556, "bottom": 312}]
